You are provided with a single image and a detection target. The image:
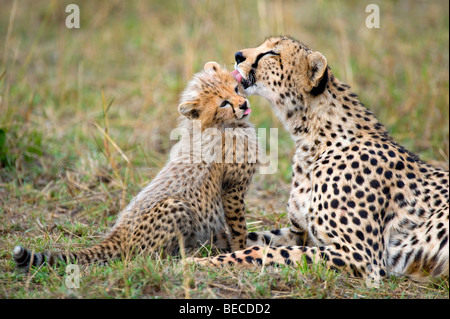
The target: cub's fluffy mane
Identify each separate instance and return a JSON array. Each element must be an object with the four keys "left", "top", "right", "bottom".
[{"left": 177, "top": 66, "right": 234, "bottom": 131}]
